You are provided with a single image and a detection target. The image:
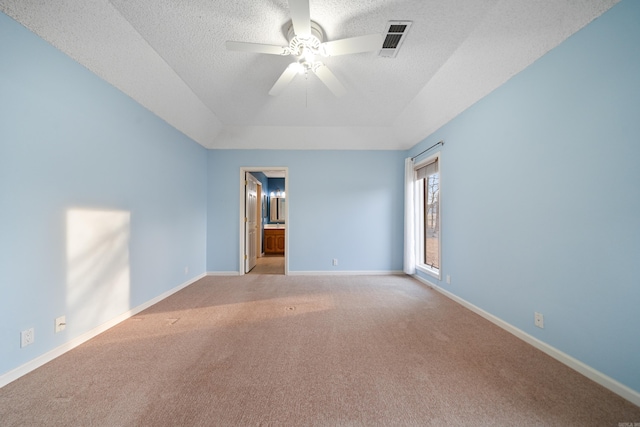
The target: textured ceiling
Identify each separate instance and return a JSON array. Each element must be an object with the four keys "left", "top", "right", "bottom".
[{"left": 0, "top": 0, "right": 619, "bottom": 150}]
